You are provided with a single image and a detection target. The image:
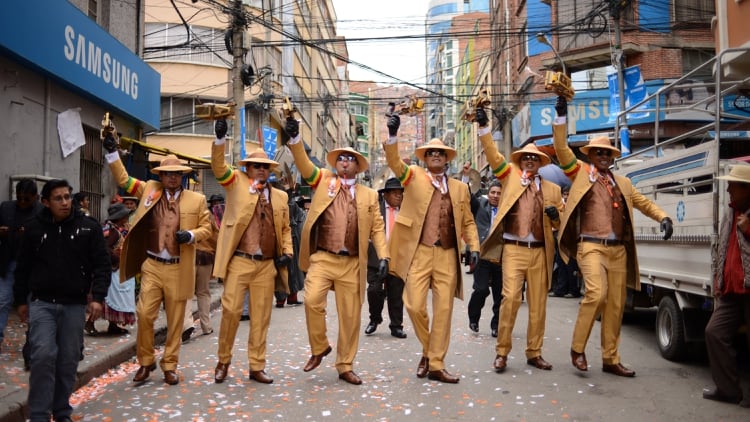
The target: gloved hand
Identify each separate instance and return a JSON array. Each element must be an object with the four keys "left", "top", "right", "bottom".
[
  {"left": 275, "top": 254, "right": 291, "bottom": 267},
  {"left": 215, "top": 119, "right": 228, "bottom": 139},
  {"left": 544, "top": 205, "right": 560, "bottom": 221},
  {"left": 660, "top": 217, "right": 673, "bottom": 240},
  {"left": 103, "top": 134, "right": 118, "bottom": 153},
  {"left": 475, "top": 107, "right": 489, "bottom": 127},
  {"left": 175, "top": 230, "right": 191, "bottom": 244},
  {"left": 555, "top": 96, "right": 567, "bottom": 117},
  {"left": 285, "top": 117, "right": 299, "bottom": 139},
  {"left": 470, "top": 251, "right": 479, "bottom": 268},
  {"left": 377, "top": 259, "right": 389, "bottom": 281},
  {"left": 387, "top": 114, "right": 400, "bottom": 137}
]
